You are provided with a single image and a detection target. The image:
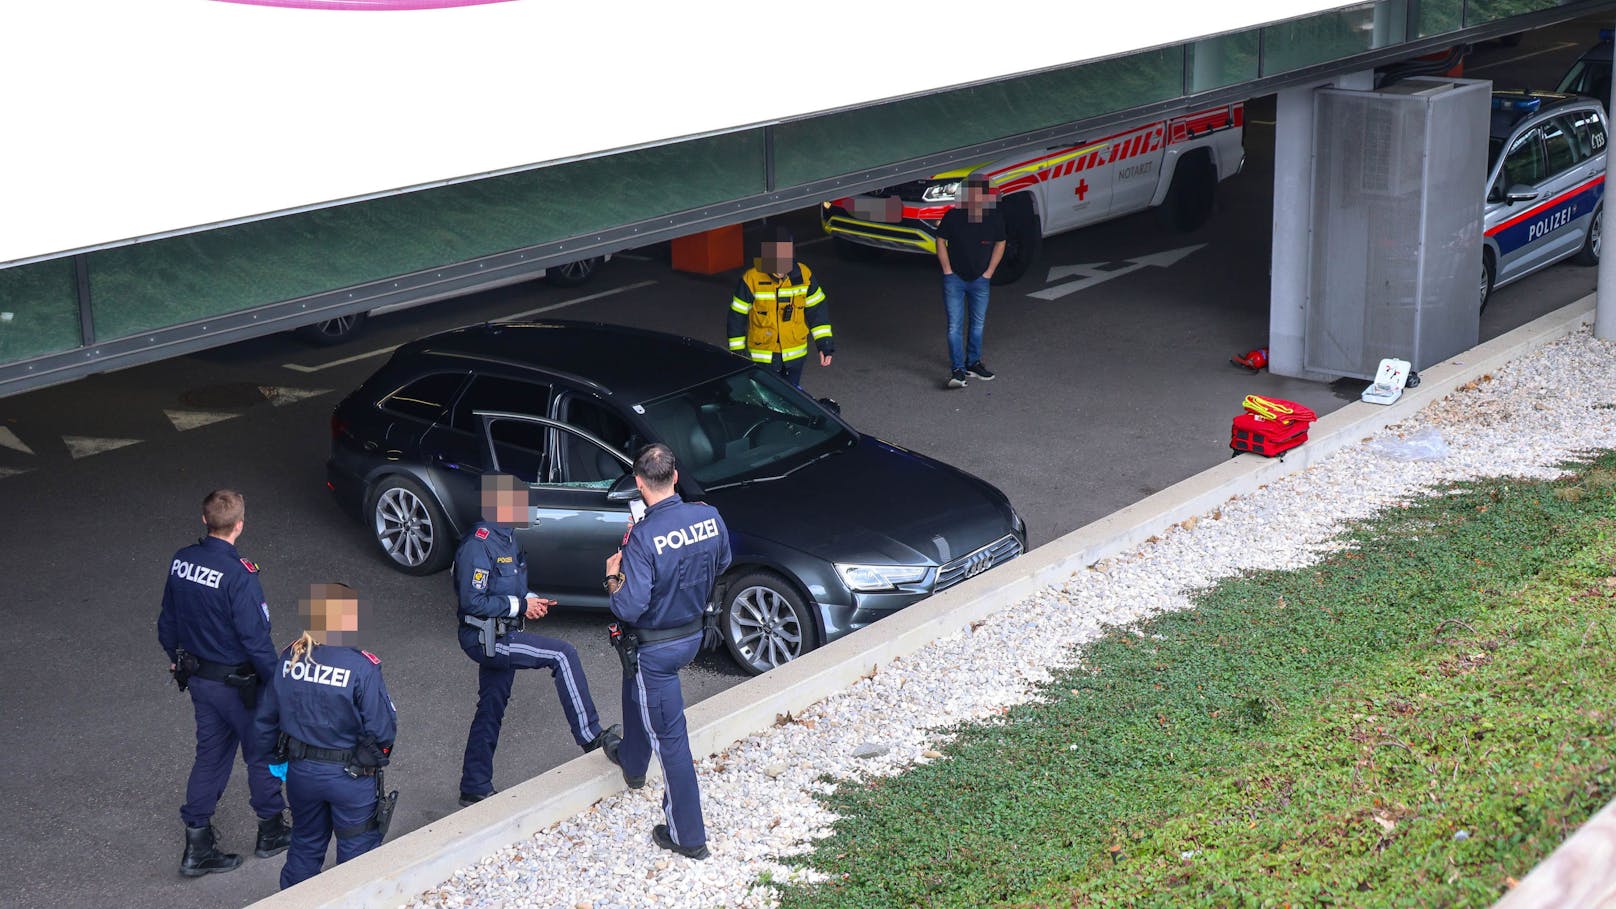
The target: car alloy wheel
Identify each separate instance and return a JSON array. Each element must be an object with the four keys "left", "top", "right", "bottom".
[
  {"left": 296, "top": 311, "right": 368, "bottom": 346},
  {"left": 369, "top": 476, "right": 451, "bottom": 574},
  {"left": 722, "top": 572, "right": 817, "bottom": 674}
]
